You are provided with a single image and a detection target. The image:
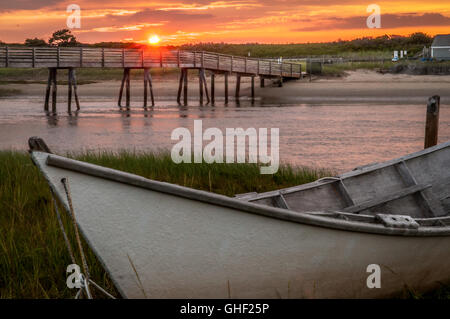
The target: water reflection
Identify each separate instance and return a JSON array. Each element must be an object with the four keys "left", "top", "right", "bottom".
[
  {"left": 67, "top": 110, "right": 80, "bottom": 126},
  {"left": 1, "top": 98, "right": 449, "bottom": 172},
  {"left": 45, "top": 111, "right": 58, "bottom": 127},
  {"left": 45, "top": 109, "right": 81, "bottom": 127}
]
